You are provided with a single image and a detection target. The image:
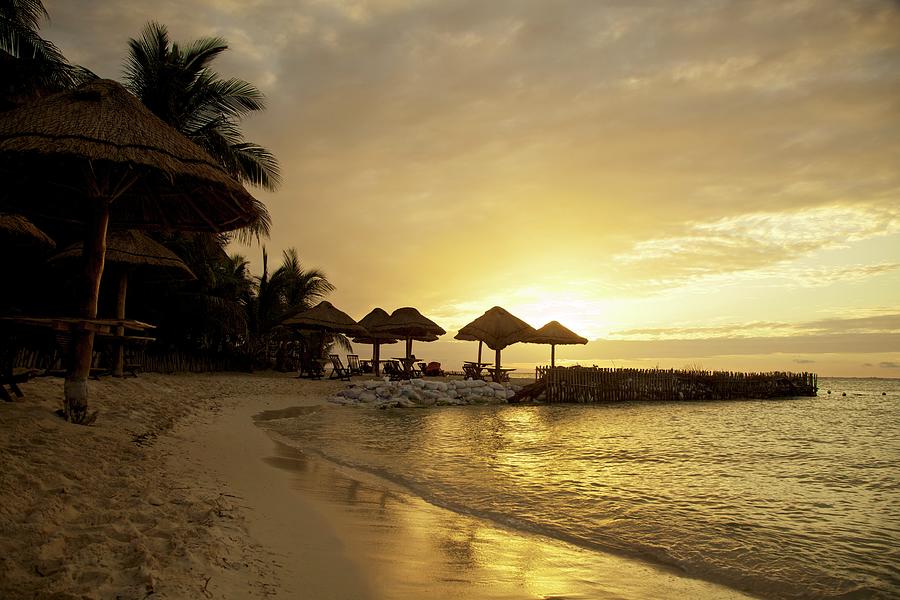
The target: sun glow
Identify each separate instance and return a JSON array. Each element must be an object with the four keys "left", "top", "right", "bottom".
[{"left": 431, "top": 285, "right": 614, "bottom": 340}]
